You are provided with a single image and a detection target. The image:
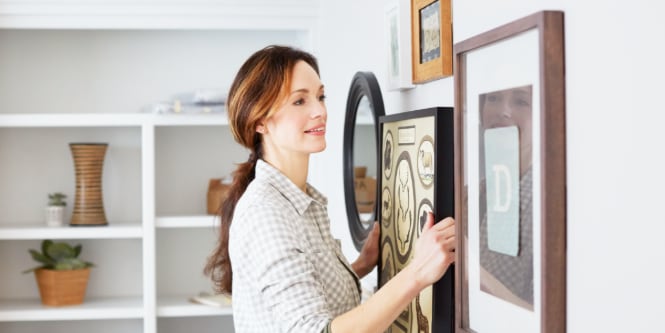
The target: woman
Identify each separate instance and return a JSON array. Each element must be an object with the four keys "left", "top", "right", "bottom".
[{"left": 205, "top": 45, "right": 456, "bottom": 333}]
